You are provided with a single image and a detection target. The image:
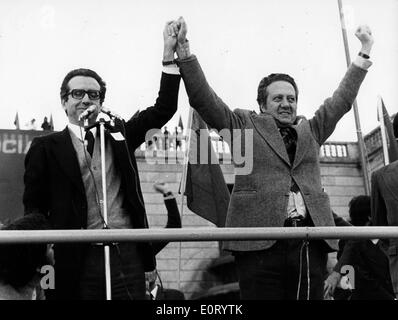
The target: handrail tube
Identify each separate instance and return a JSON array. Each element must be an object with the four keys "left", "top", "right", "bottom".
[{"left": 1, "top": 227, "right": 398, "bottom": 244}]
